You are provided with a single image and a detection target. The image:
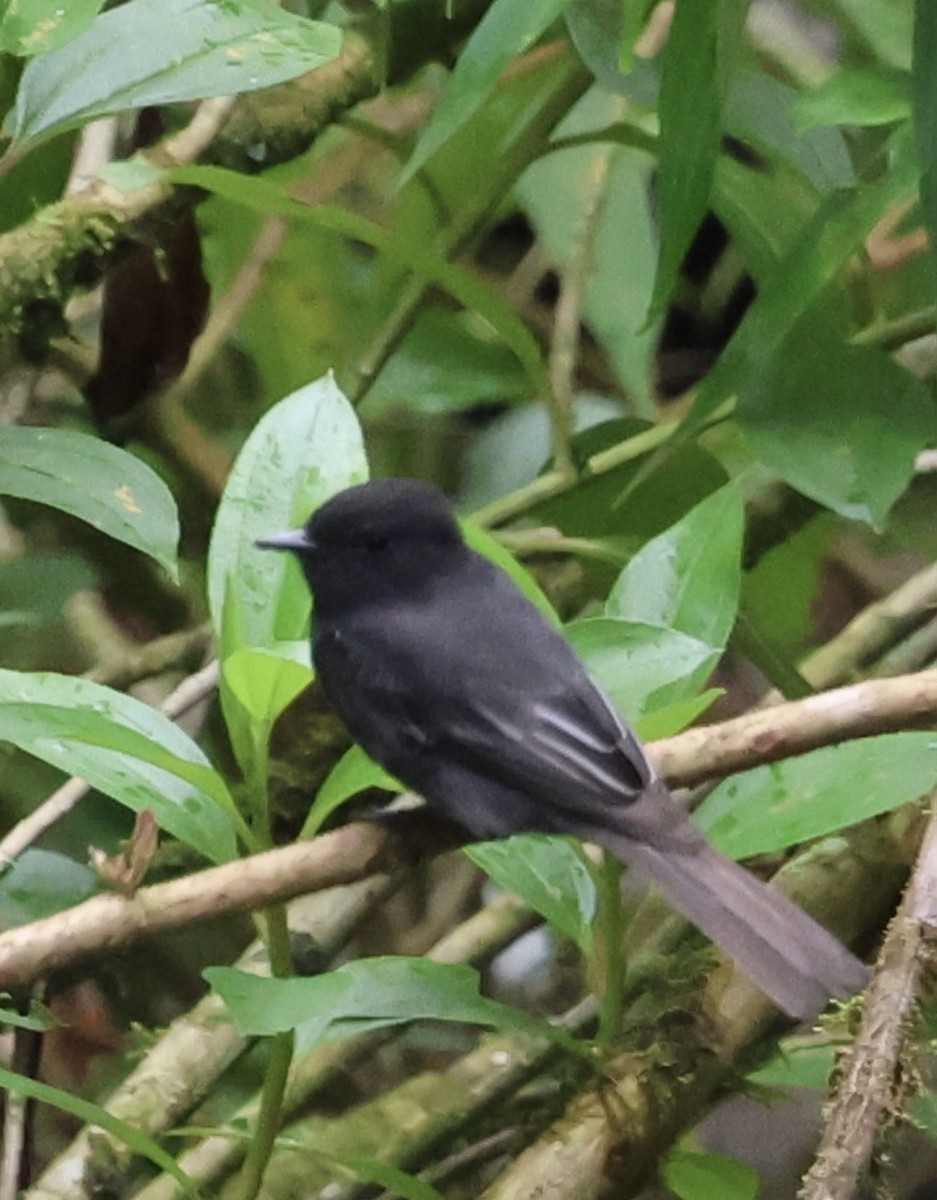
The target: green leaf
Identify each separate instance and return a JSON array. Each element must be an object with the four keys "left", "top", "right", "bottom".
[
  {"left": 208, "top": 372, "right": 368, "bottom": 657},
  {"left": 0, "top": 0, "right": 104, "bottom": 56},
  {"left": 0, "top": 1066, "right": 202, "bottom": 1199},
  {"left": 360, "top": 308, "right": 530, "bottom": 417},
  {"left": 519, "top": 88, "right": 660, "bottom": 410},
  {"left": 649, "top": 0, "right": 751, "bottom": 318},
  {"left": 13, "top": 0, "right": 341, "bottom": 145},
  {"left": 0, "top": 670, "right": 239, "bottom": 863},
  {"left": 206, "top": 958, "right": 572, "bottom": 1052},
  {"left": 566, "top": 618, "right": 717, "bottom": 723},
  {"left": 606, "top": 483, "right": 743, "bottom": 652},
  {"left": 689, "top": 137, "right": 919, "bottom": 430},
  {"left": 300, "top": 745, "right": 403, "bottom": 840},
  {"left": 0, "top": 996, "right": 58, "bottom": 1032},
  {"left": 312, "top": 1154, "right": 444, "bottom": 1200},
  {"left": 167, "top": 165, "right": 546, "bottom": 390},
  {"left": 637, "top": 688, "right": 723, "bottom": 741},
  {"left": 795, "top": 67, "right": 911, "bottom": 131},
  {"left": 839, "top": 0, "right": 912, "bottom": 71},
  {"left": 913, "top": 0, "right": 937, "bottom": 291},
  {"left": 402, "top": 0, "right": 573, "bottom": 183},
  {"left": 726, "top": 71, "right": 855, "bottom": 193},
  {"left": 663, "top": 1150, "right": 760, "bottom": 1200},
  {"left": 462, "top": 522, "right": 561, "bottom": 627},
  {"left": 0, "top": 849, "right": 97, "bottom": 925},
  {"left": 696, "top": 732, "right": 937, "bottom": 860},
  {"left": 747, "top": 1040, "right": 836, "bottom": 1091},
  {"left": 222, "top": 646, "right": 312, "bottom": 726},
  {"left": 466, "top": 835, "right": 596, "bottom": 951},
  {"left": 0, "top": 428, "right": 179, "bottom": 580},
  {"left": 738, "top": 312, "right": 934, "bottom": 528}
]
